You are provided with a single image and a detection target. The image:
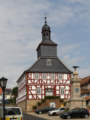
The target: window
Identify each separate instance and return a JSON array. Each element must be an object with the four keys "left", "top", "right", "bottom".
[
  {"left": 43, "top": 33, "right": 45, "bottom": 36},
  {"left": 35, "top": 73, "right": 39, "bottom": 79},
  {"left": 51, "top": 74, "right": 55, "bottom": 80},
  {"left": 58, "top": 74, "right": 62, "bottom": 80},
  {"left": 60, "top": 108, "right": 65, "bottom": 110},
  {"left": 5, "top": 108, "right": 21, "bottom": 115},
  {"left": 46, "top": 89, "right": 53, "bottom": 92},
  {"left": 60, "top": 87, "right": 64, "bottom": 94},
  {"left": 46, "top": 59, "right": 52, "bottom": 66},
  {"left": 42, "top": 73, "right": 46, "bottom": 79},
  {"left": 46, "top": 33, "right": 48, "bottom": 36},
  {"left": 37, "top": 88, "right": 41, "bottom": 94}
]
